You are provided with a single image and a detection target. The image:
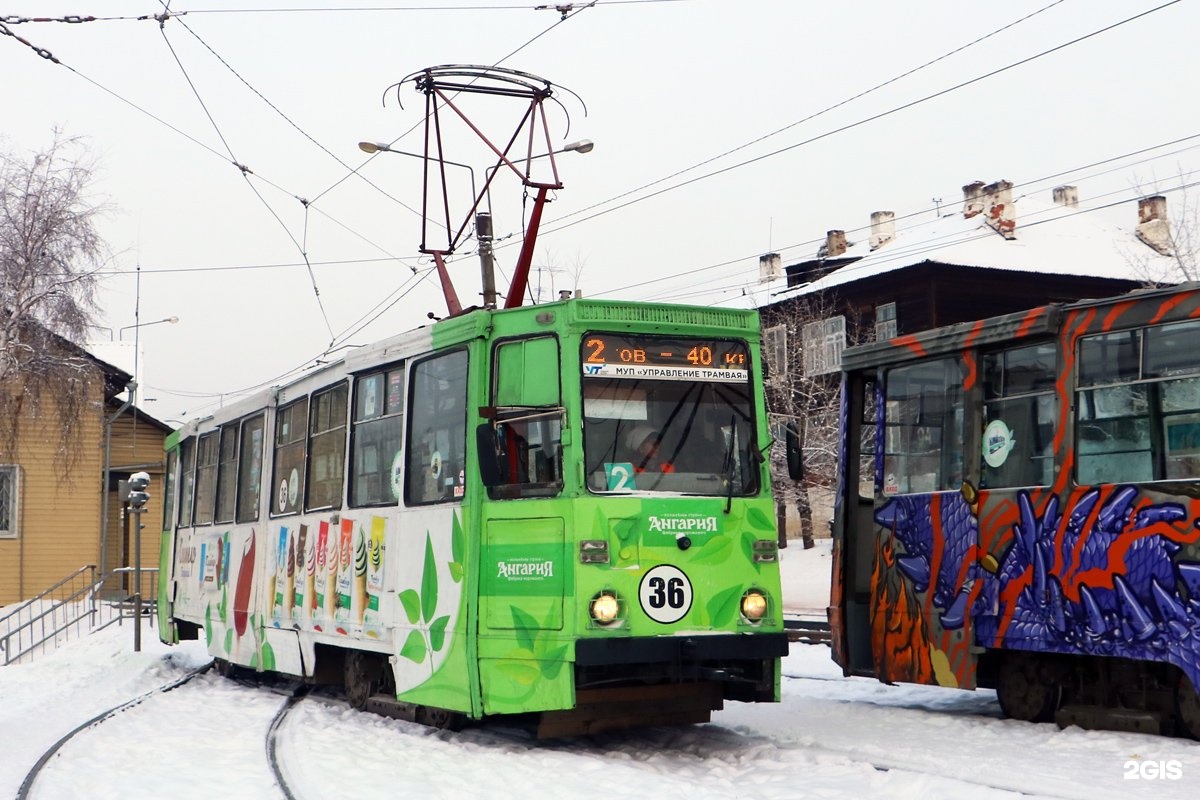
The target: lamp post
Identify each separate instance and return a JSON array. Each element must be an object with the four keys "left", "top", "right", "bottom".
[
  {"left": 484, "top": 140, "right": 593, "bottom": 308},
  {"left": 119, "top": 315, "right": 179, "bottom": 340},
  {"left": 358, "top": 141, "right": 477, "bottom": 202}
]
